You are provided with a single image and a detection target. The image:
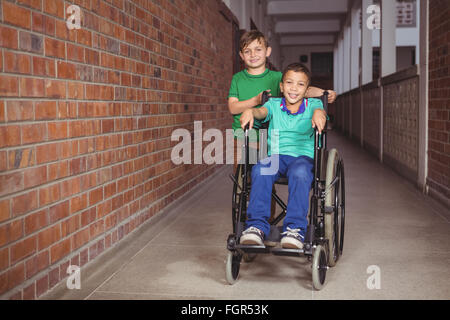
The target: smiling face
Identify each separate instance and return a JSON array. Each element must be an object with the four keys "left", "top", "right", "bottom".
[
  {"left": 239, "top": 38, "right": 272, "bottom": 72},
  {"left": 280, "top": 70, "right": 310, "bottom": 106}
]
